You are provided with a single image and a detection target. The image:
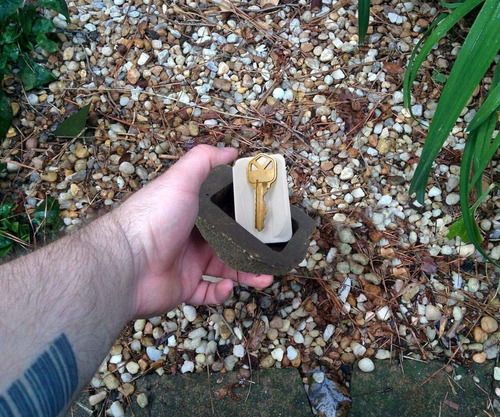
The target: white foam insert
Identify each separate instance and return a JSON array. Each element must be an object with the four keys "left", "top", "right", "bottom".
[{"left": 233, "top": 154, "right": 292, "bottom": 244}]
